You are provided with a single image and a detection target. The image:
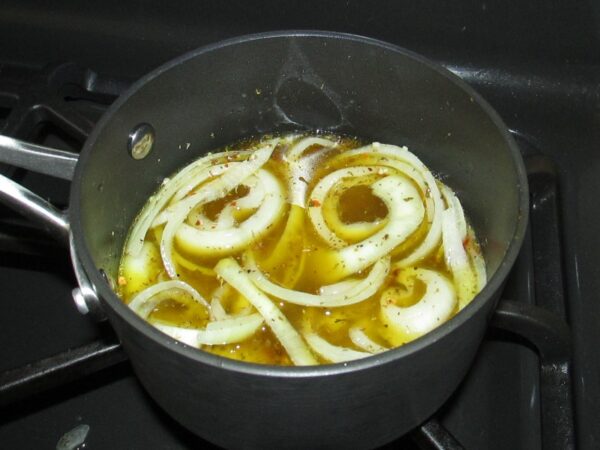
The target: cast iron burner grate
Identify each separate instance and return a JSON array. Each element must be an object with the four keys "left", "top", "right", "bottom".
[{"left": 0, "top": 63, "right": 575, "bottom": 450}]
